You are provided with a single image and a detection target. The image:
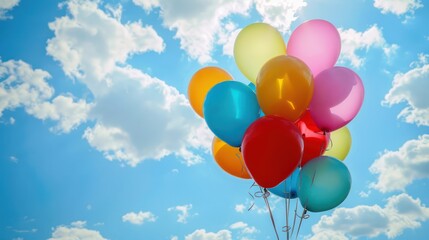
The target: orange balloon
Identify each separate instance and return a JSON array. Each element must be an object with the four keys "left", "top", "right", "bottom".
[
  {"left": 212, "top": 136, "right": 251, "bottom": 179},
  {"left": 188, "top": 67, "right": 233, "bottom": 118},
  {"left": 256, "top": 55, "right": 314, "bottom": 122}
]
